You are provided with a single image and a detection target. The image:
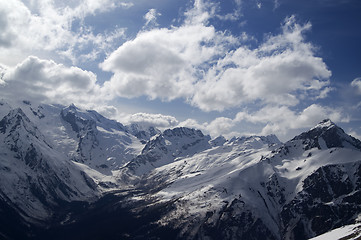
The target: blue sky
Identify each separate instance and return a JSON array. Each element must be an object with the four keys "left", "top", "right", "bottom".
[{"left": 0, "top": 0, "right": 360, "bottom": 141}]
